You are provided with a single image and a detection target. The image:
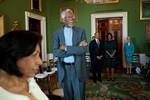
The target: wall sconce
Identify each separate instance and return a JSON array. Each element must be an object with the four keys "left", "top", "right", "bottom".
[{"left": 11, "top": 20, "right": 19, "bottom": 31}]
